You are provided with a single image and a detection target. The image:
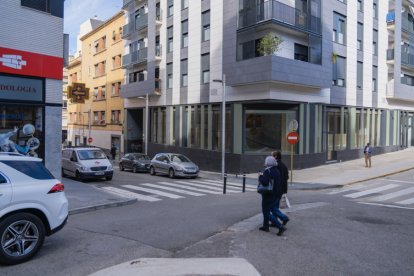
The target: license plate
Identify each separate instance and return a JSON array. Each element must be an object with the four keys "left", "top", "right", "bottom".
[{"left": 95, "top": 172, "right": 104, "bottom": 175}]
